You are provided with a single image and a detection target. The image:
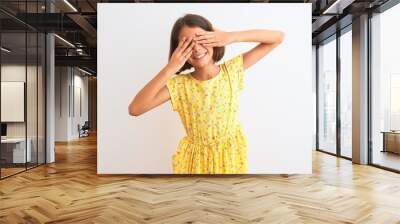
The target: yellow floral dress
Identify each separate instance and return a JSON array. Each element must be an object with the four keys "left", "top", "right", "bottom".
[{"left": 166, "top": 54, "right": 248, "bottom": 174}]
